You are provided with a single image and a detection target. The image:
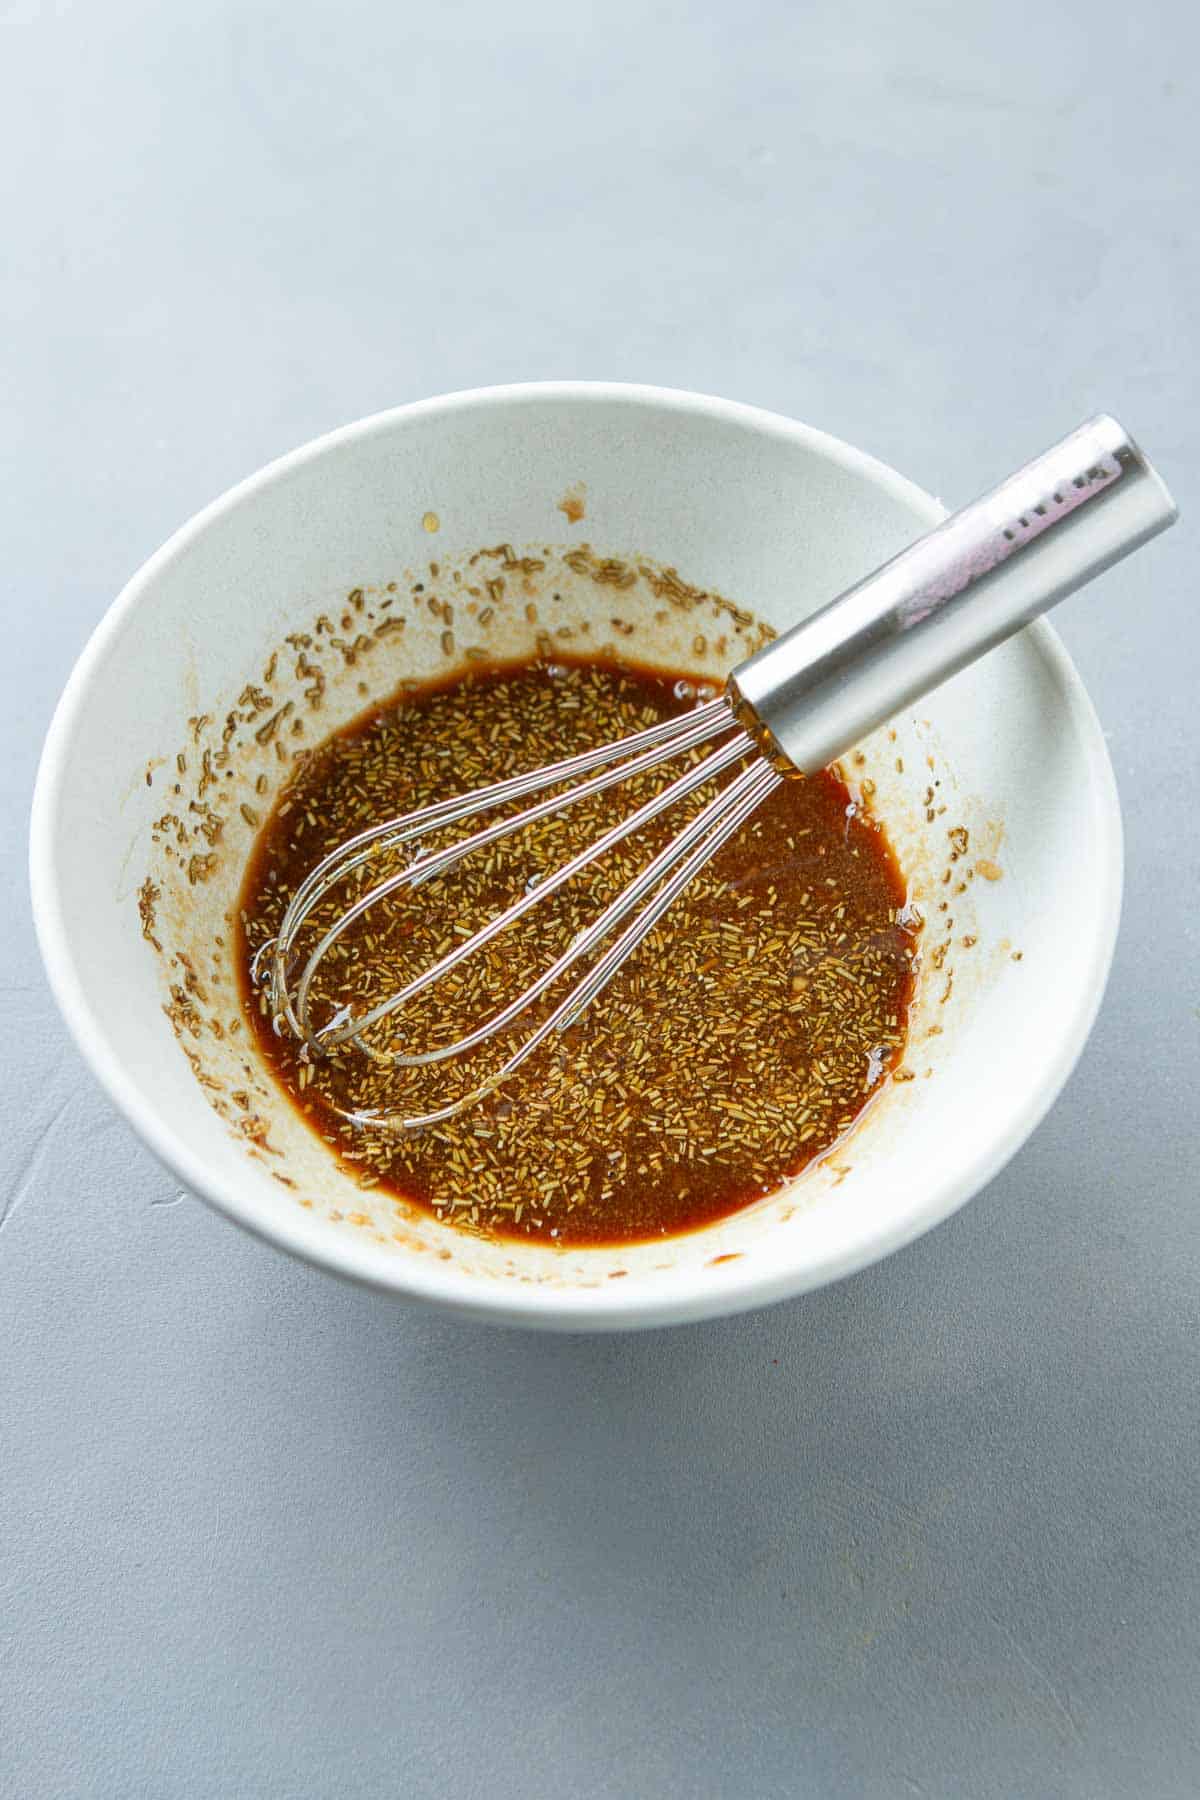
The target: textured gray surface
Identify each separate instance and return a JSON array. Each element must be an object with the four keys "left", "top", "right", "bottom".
[{"left": 3, "top": 2, "right": 1199, "bottom": 1795}]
